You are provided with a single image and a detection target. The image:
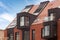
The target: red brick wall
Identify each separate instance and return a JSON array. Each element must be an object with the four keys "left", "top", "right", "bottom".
[
  {"left": 30, "top": 23, "right": 44, "bottom": 40},
  {"left": 57, "top": 20, "right": 60, "bottom": 40}
]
